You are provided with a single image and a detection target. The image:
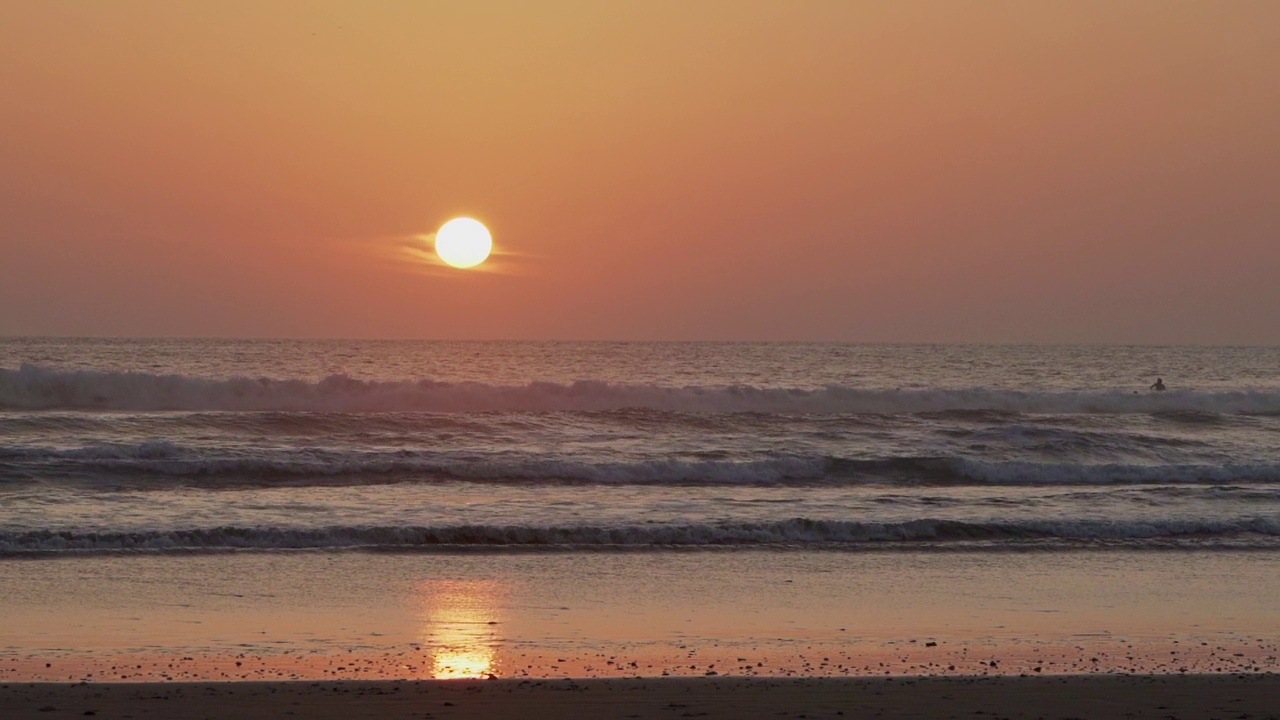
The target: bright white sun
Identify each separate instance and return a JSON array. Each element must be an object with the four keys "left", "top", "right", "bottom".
[{"left": 434, "top": 217, "right": 492, "bottom": 269}]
